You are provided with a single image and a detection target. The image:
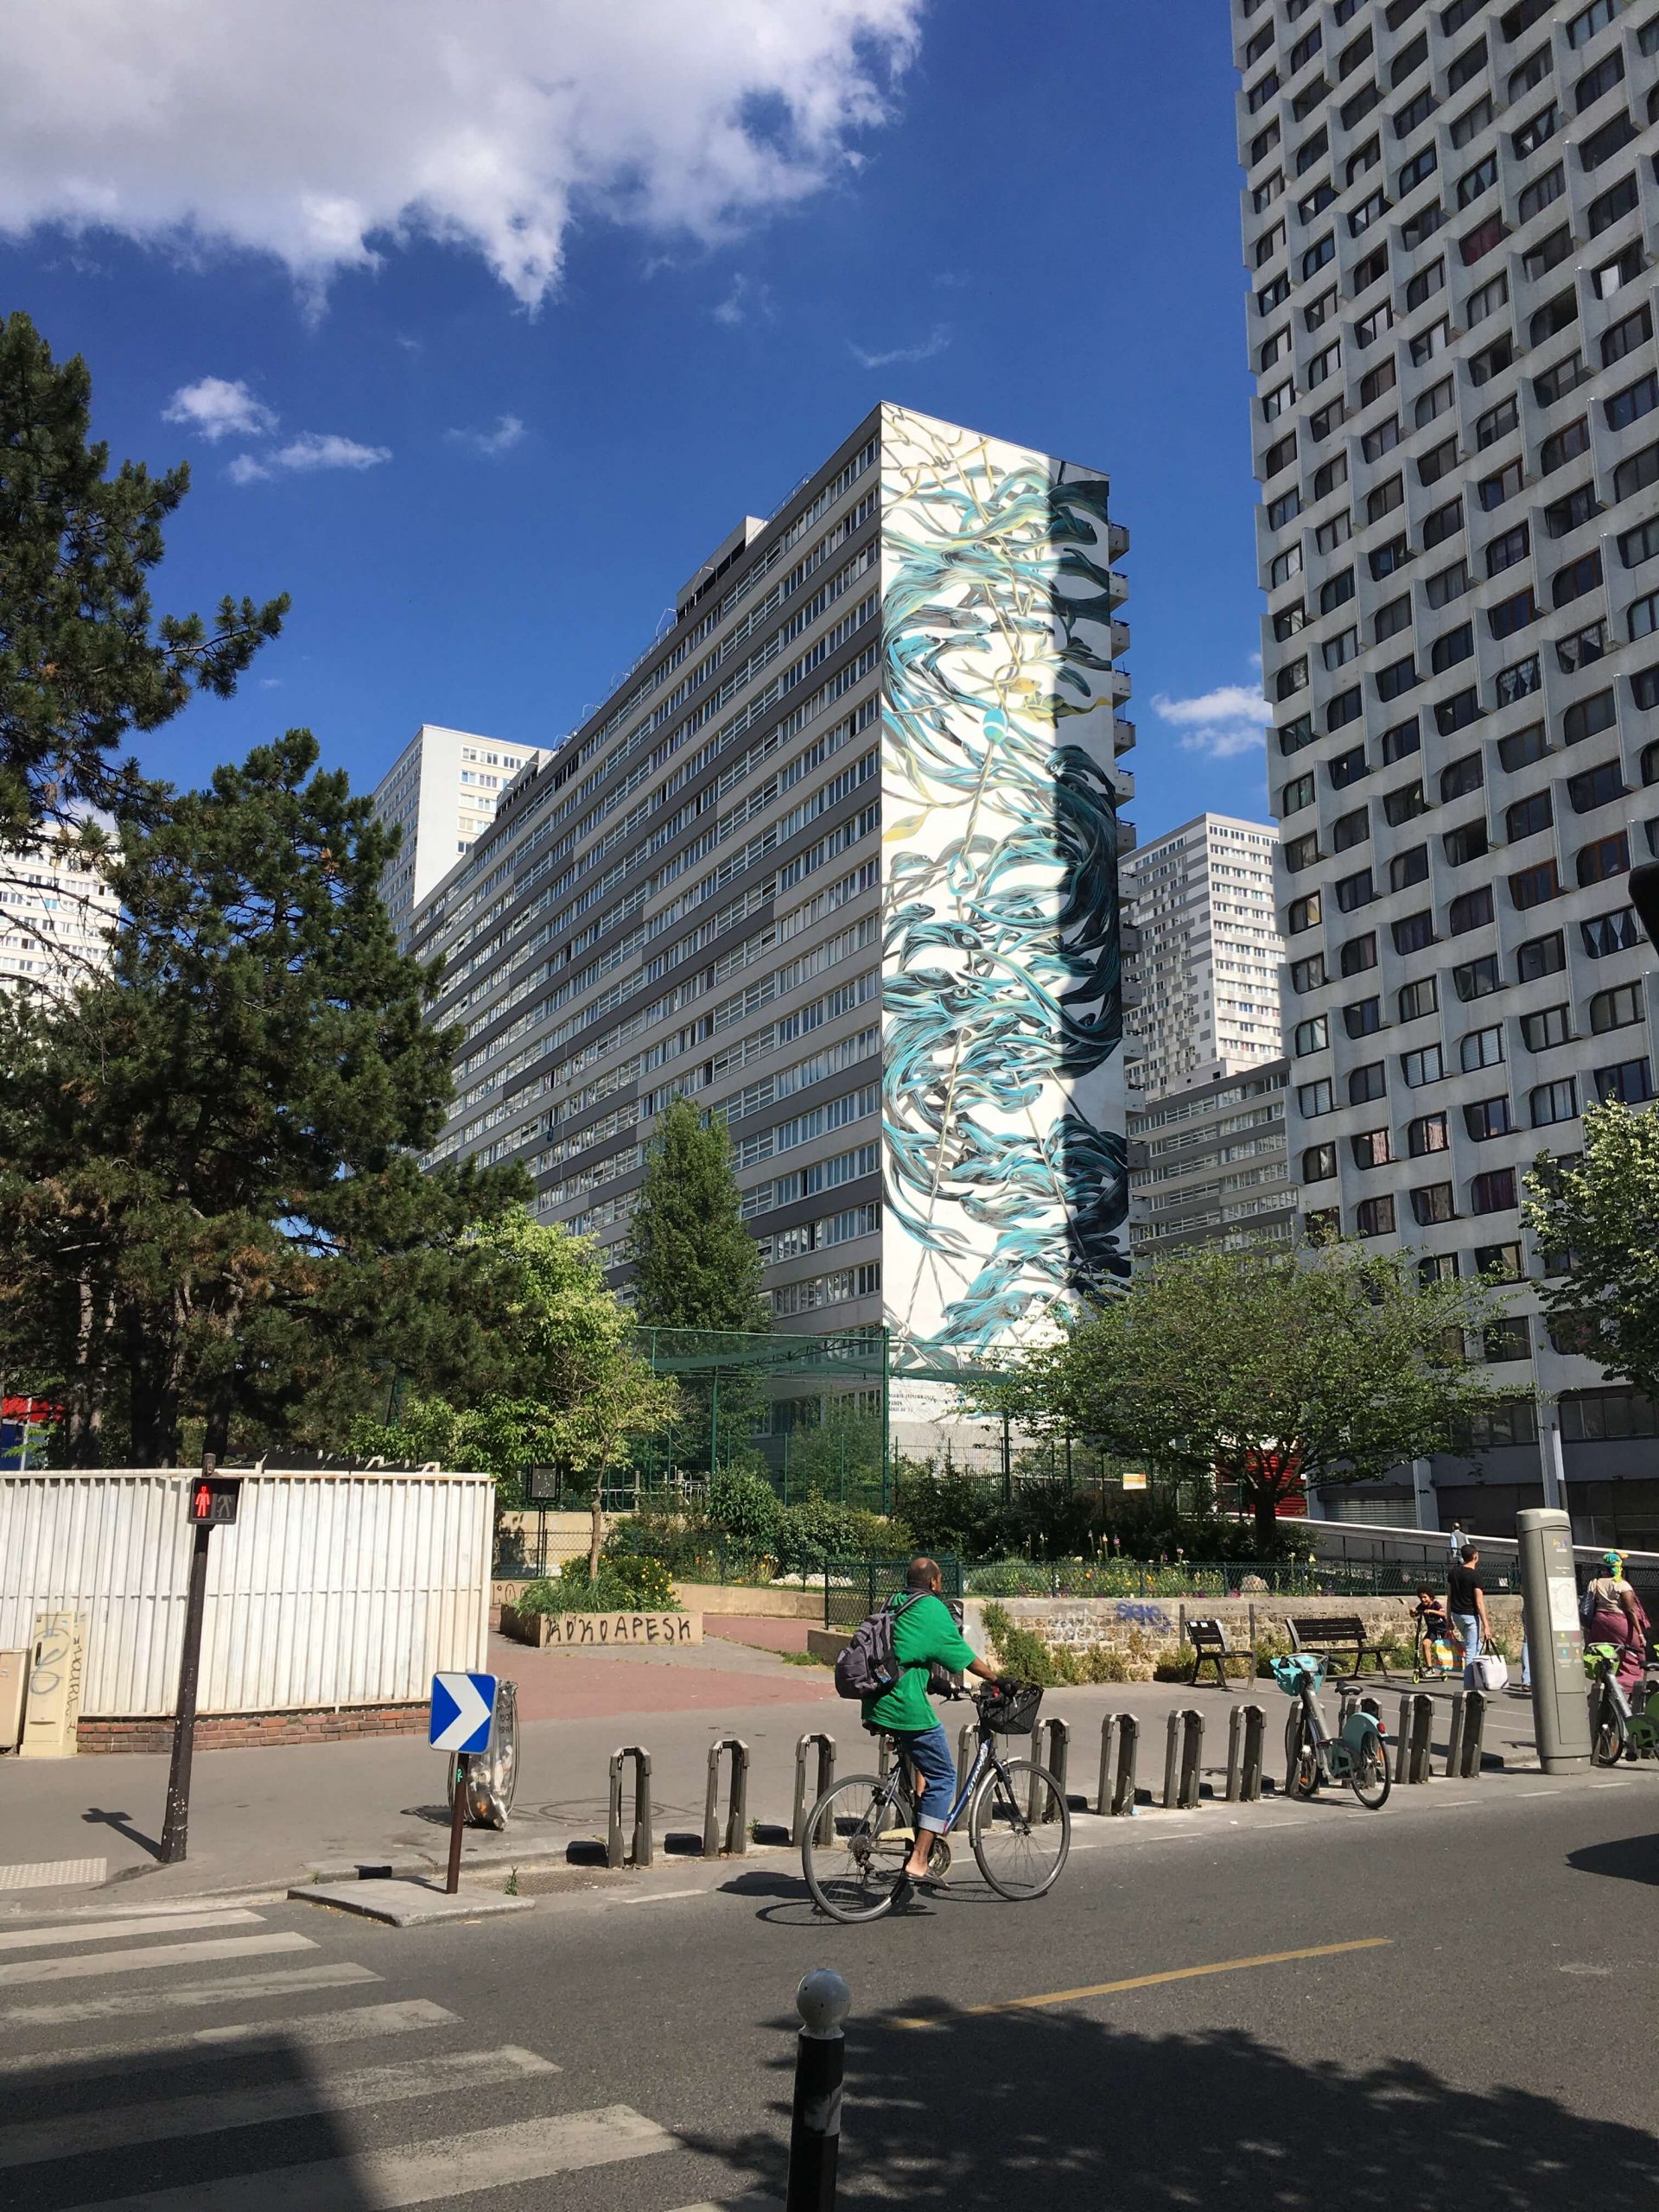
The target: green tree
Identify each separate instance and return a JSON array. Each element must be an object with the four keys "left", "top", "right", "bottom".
[
  {"left": 623, "top": 1095, "right": 770, "bottom": 1471},
  {"left": 0, "top": 313, "right": 286, "bottom": 859},
  {"left": 0, "top": 731, "right": 524, "bottom": 1464},
  {"left": 995, "top": 1243, "right": 1513, "bottom": 1546},
  {"left": 1523, "top": 1099, "right": 1659, "bottom": 1395}
]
